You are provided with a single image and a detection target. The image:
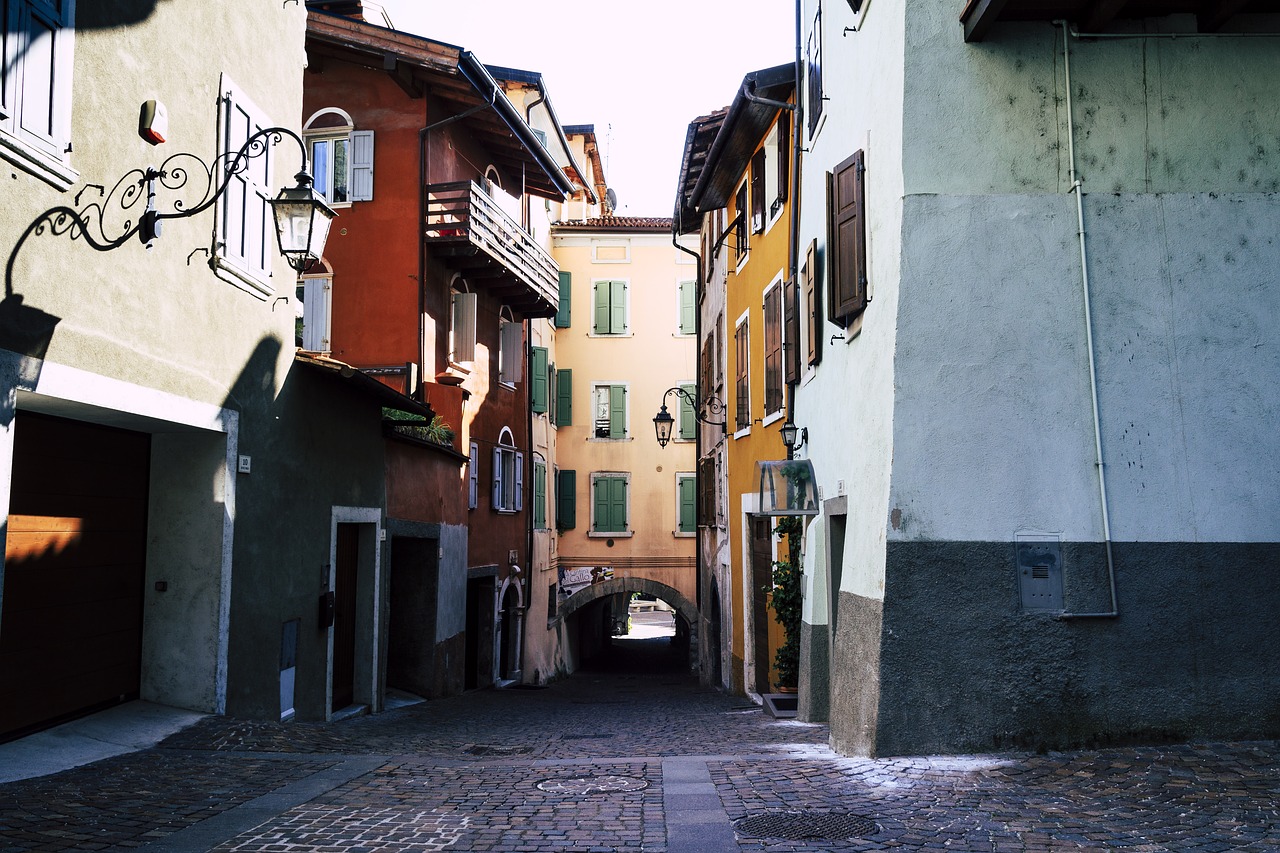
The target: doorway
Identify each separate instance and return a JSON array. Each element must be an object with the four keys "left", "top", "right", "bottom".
[
  {"left": 750, "top": 515, "right": 774, "bottom": 695},
  {"left": 332, "top": 523, "right": 359, "bottom": 712}
]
